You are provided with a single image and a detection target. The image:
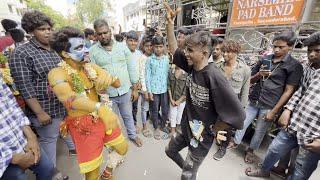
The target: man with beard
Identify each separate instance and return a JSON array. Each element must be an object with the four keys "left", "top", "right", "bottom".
[{"left": 89, "top": 19, "right": 142, "bottom": 147}]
